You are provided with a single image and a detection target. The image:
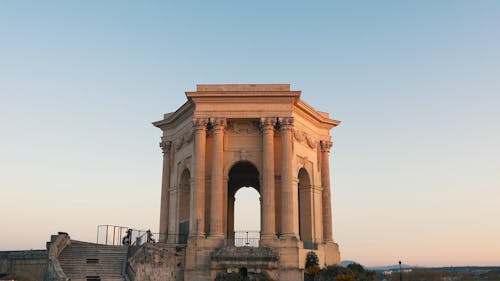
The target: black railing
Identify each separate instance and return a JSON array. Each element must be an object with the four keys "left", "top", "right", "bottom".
[
  {"left": 97, "top": 225, "right": 131, "bottom": 246},
  {"left": 226, "top": 231, "right": 260, "bottom": 247},
  {"left": 96, "top": 225, "right": 189, "bottom": 246},
  {"left": 97, "top": 225, "right": 265, "bottom": 248},
  {"left": 131, "top": 232, "right": 188, "bottom": 246}
]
